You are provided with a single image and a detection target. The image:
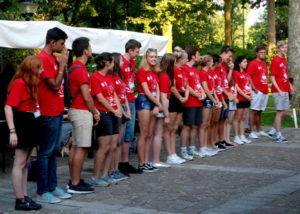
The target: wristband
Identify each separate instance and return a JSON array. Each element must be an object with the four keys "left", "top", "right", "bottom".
[{"left": 10, "top": 129, "right": 16, "bottom": 134}]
